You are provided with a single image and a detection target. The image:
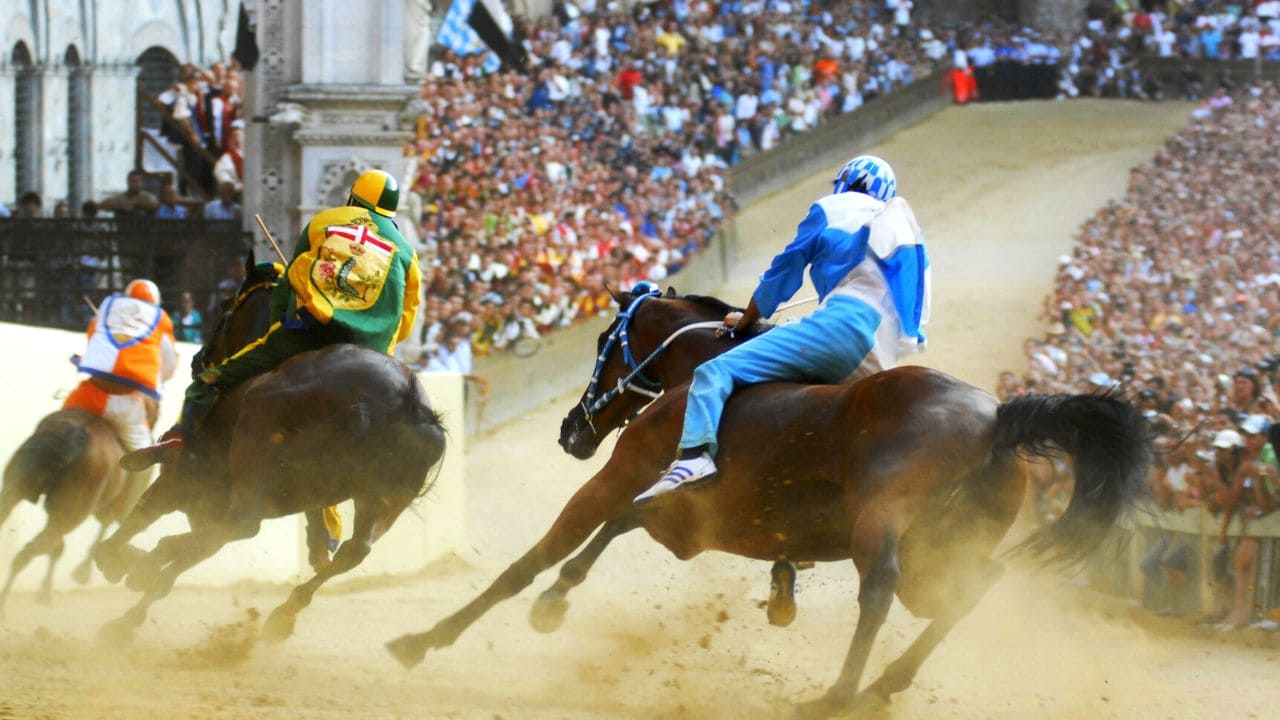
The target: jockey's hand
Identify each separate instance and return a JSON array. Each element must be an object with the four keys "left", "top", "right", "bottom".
[{"left": 718, "top": 312, "right": 744, "bottom": 338}]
